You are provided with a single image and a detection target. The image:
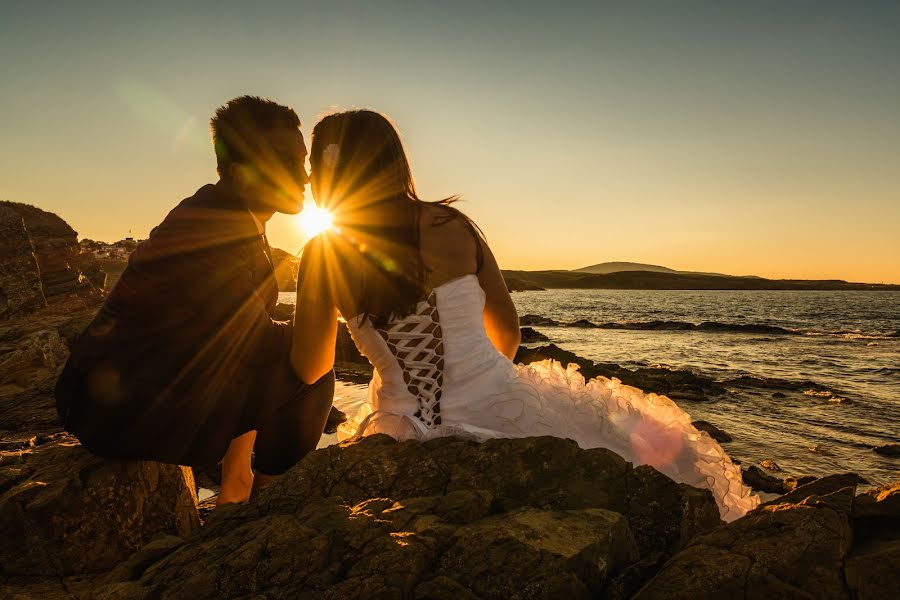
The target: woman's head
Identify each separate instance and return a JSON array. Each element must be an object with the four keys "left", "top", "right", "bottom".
[{"left": 309, "top": 110, "right": 416, "bottom": 223}]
